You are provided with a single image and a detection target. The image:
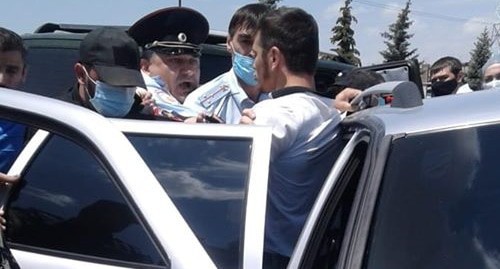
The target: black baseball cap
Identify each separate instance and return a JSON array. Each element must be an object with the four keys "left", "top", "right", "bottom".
[
  {"left": 80, "top": 27, "right": 145, "bottom": 88},
  {"left": 129, "top": 7, "right": 209, "bottom": 57}
]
